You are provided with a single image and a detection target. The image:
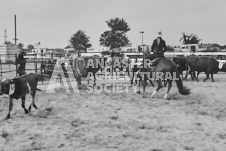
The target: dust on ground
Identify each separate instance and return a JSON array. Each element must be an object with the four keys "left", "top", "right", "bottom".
[{"left": 1, "top": 73, "right": 226, "bottom": 151}]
